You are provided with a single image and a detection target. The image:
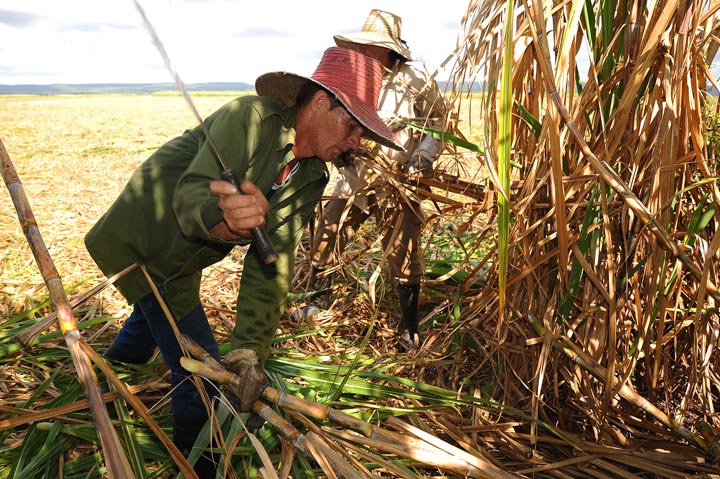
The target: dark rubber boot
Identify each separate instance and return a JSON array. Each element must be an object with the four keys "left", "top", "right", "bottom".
[
  {"left": 173, "top": 420, "right": 217, "bottom": 479},
  {"left": 104, "top": 340, "right": 155, "bottom": 364},
  {"left": 397, "top": 284, "right": 421, "bottom": 352},
  {"left": 290, "top": 266, "right": 335, "bottom": 321}
]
